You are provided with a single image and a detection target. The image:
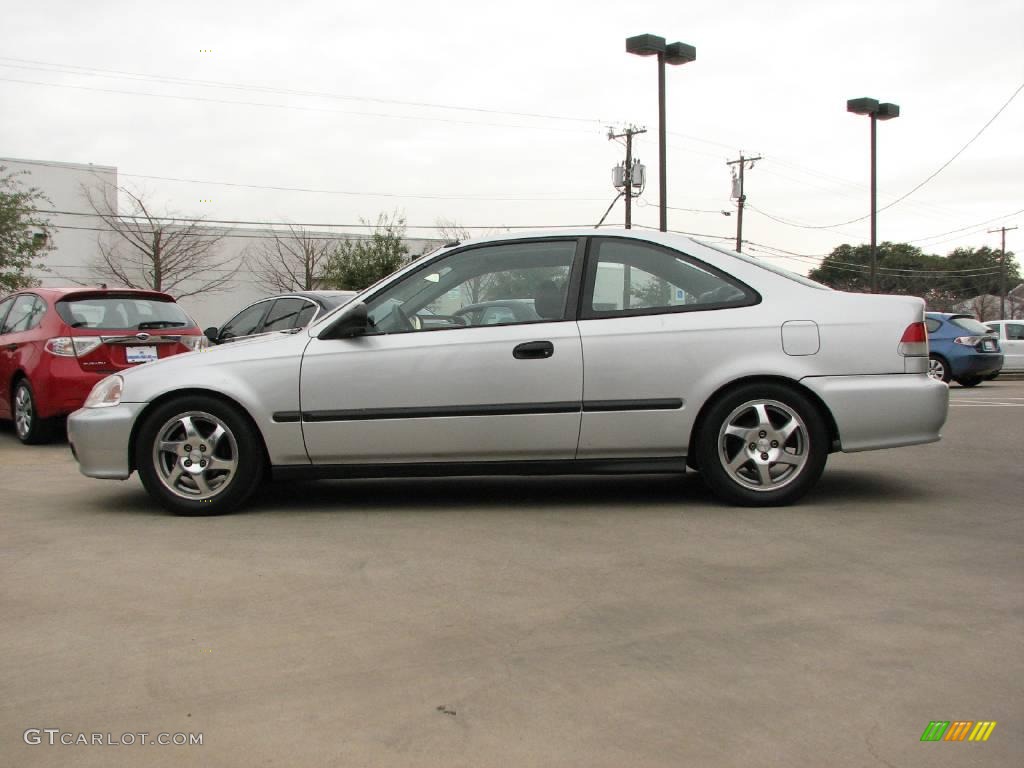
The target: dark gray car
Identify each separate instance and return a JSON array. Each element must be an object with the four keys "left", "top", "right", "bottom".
[{"left": 205, "top": 291, "right": 357, "bottom": 344}]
